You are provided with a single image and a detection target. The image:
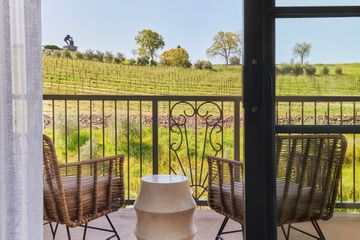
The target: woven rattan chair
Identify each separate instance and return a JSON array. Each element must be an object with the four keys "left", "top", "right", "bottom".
[
  {"left": 43, "top": 135, "right": 125, "bottom": 240},
  {"left": 208, "top": 134, "right": 347, "bottom": 240}
]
